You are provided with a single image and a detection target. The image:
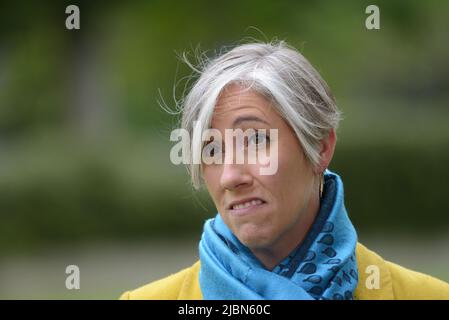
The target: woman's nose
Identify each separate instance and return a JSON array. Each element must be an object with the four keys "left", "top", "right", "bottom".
[{"left": 220, "top": 162, "right": 253, "bottom": 191}]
